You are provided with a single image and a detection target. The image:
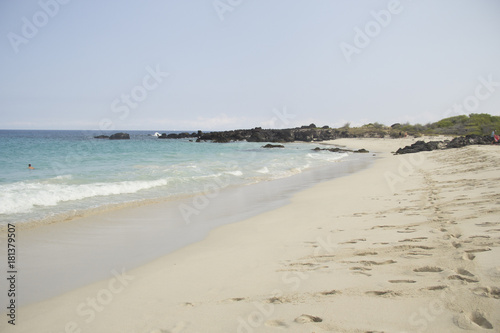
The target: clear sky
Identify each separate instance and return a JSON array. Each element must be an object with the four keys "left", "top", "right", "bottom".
[{"left": 1, "top": 0, "right": 499, "bottom": 131}]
